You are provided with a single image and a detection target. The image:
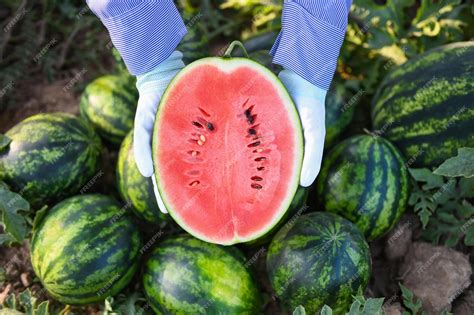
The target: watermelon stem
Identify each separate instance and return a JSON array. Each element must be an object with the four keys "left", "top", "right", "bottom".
[{"left": 224, "top": 41, "right": 249, "bottom": 58}]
